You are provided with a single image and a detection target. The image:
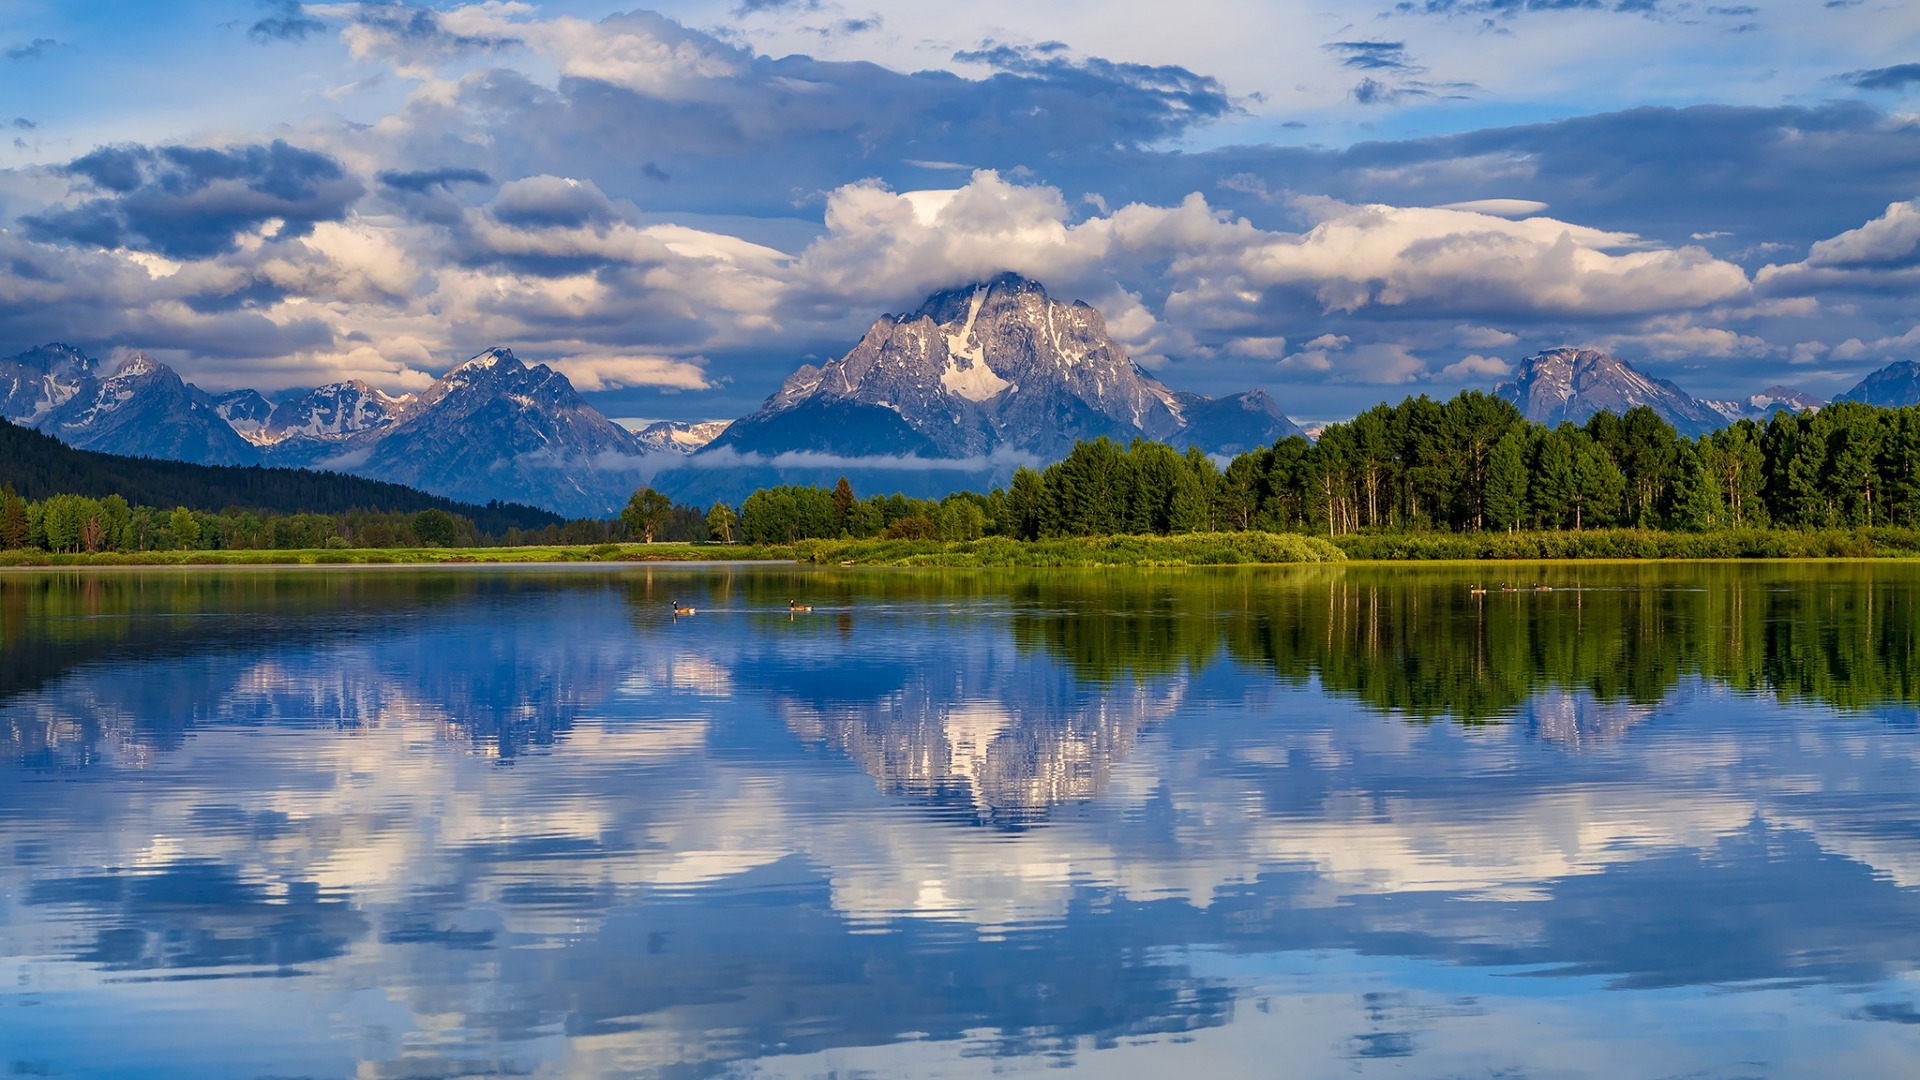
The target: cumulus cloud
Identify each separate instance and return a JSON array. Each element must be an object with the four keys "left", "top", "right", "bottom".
[
  {"left": 549, "top": 352, "right": 714, "bottom": 392},
  {"left": 23, "top": 140, "right": 364, "bottom": 259},
  {"left": 1439, "top": 353, "right": 1512, "bottom": 380},
  {"left": 791, "top": 173, "right": 1750, "bottom": 330},
  {"left": 309, "top": 1, "right": 524, "bottom": 73},
  {"left": 1756, "top": 199, "right": 1920, "bottom": 293}
]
